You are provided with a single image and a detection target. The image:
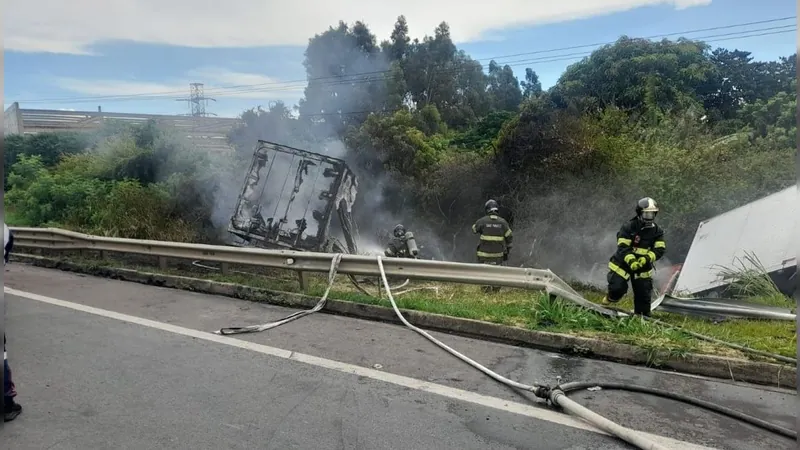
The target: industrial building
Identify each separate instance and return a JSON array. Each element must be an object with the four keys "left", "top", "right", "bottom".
[{"left": 3, "top": 102, "right": 242, "bottom": 153}]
